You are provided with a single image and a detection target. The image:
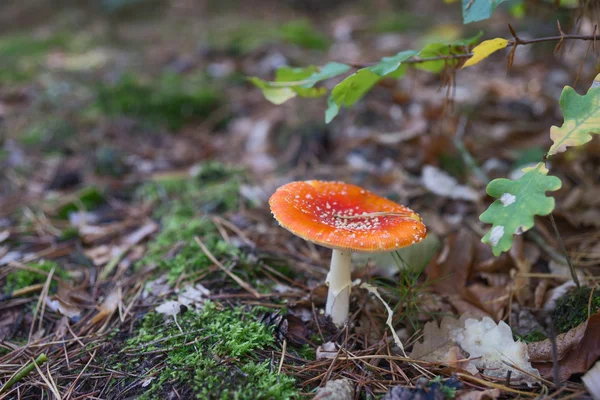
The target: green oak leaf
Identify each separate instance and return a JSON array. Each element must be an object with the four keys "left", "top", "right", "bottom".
[
  {"left": 479, "top": 162, "right": 561, "bottom": 256},
  {"left": 549, "top": 82, "right": 600, "bottom": 156},
  {"left": 462, "top": 0, "right": 508, "bottom": 24},
  {"left": 325, "top": 50, "right": 417, "bottom": 122},
  {"left": 249, "top": 62, "right": 350, "bottom": 105}
]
